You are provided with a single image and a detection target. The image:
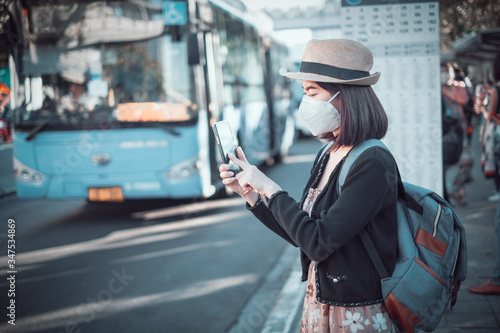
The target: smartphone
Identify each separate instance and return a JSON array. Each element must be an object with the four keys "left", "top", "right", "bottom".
[{"left": 212, "top": 120, "right": 241, "bottom": 174}]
